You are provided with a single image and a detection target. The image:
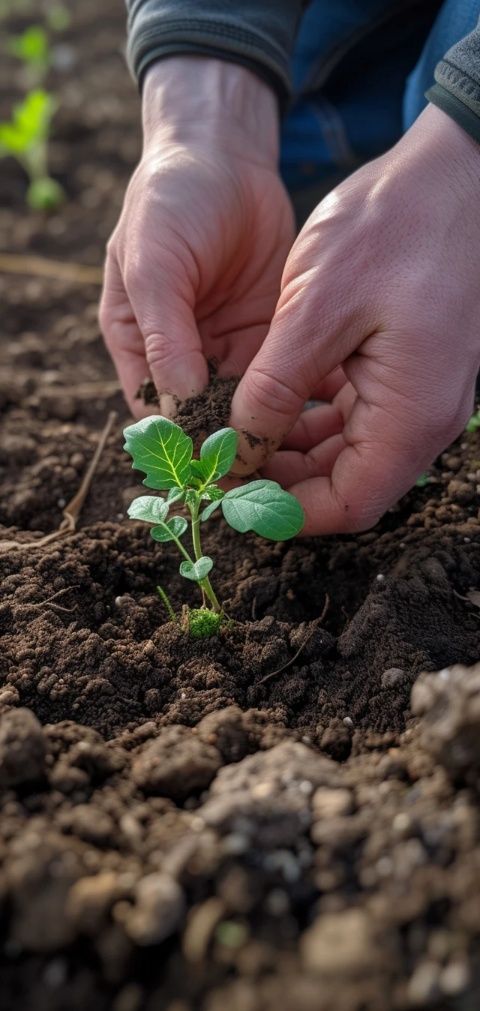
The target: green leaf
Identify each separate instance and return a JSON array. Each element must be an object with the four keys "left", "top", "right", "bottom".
[
  {"left": 415, "top": 473, "right": 430, "bottom": 488},
  {"left": 123, "top": 415, "right": 193, "bottom": 490},
  {"left": 47, "top": 3, "right": 71, "bottom": 31},
  {"left": 167, "top": 487, "right": 184, "bottom": 504},
  {"left": 127, "top": 495, "right": 169, "bottom": 524},
  {"left": 466, "top": 410, "right": 480, "bottom": 433},
  {"left": 180, "top": 556, "right": 213, "bottom": 582},
  {"left": 222, "top": 480, "right": 304, "bottom": 540},
  {"left": 198, "top": 428, "right": 238, "bottom": 482},
  {"left": 151, "top": 516, "right": 188, "bottom": 542},
  {"left": 201, "top": 500, "right": 222, "bottom": 522},
  {"left": 8, "top": 27, "right": 49, "bottom": 68},
  {"left": 202, "top": 485, "right": 224, "bottom": 502},
  {"left": 0, "top": 90, "right": 56, "bottom": 156},
  {"left": 27, "top": 177, "right": 64, "bottom": 210},
  {"left": 184, "top": 489, "right": 199, "bottom": 507}
]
